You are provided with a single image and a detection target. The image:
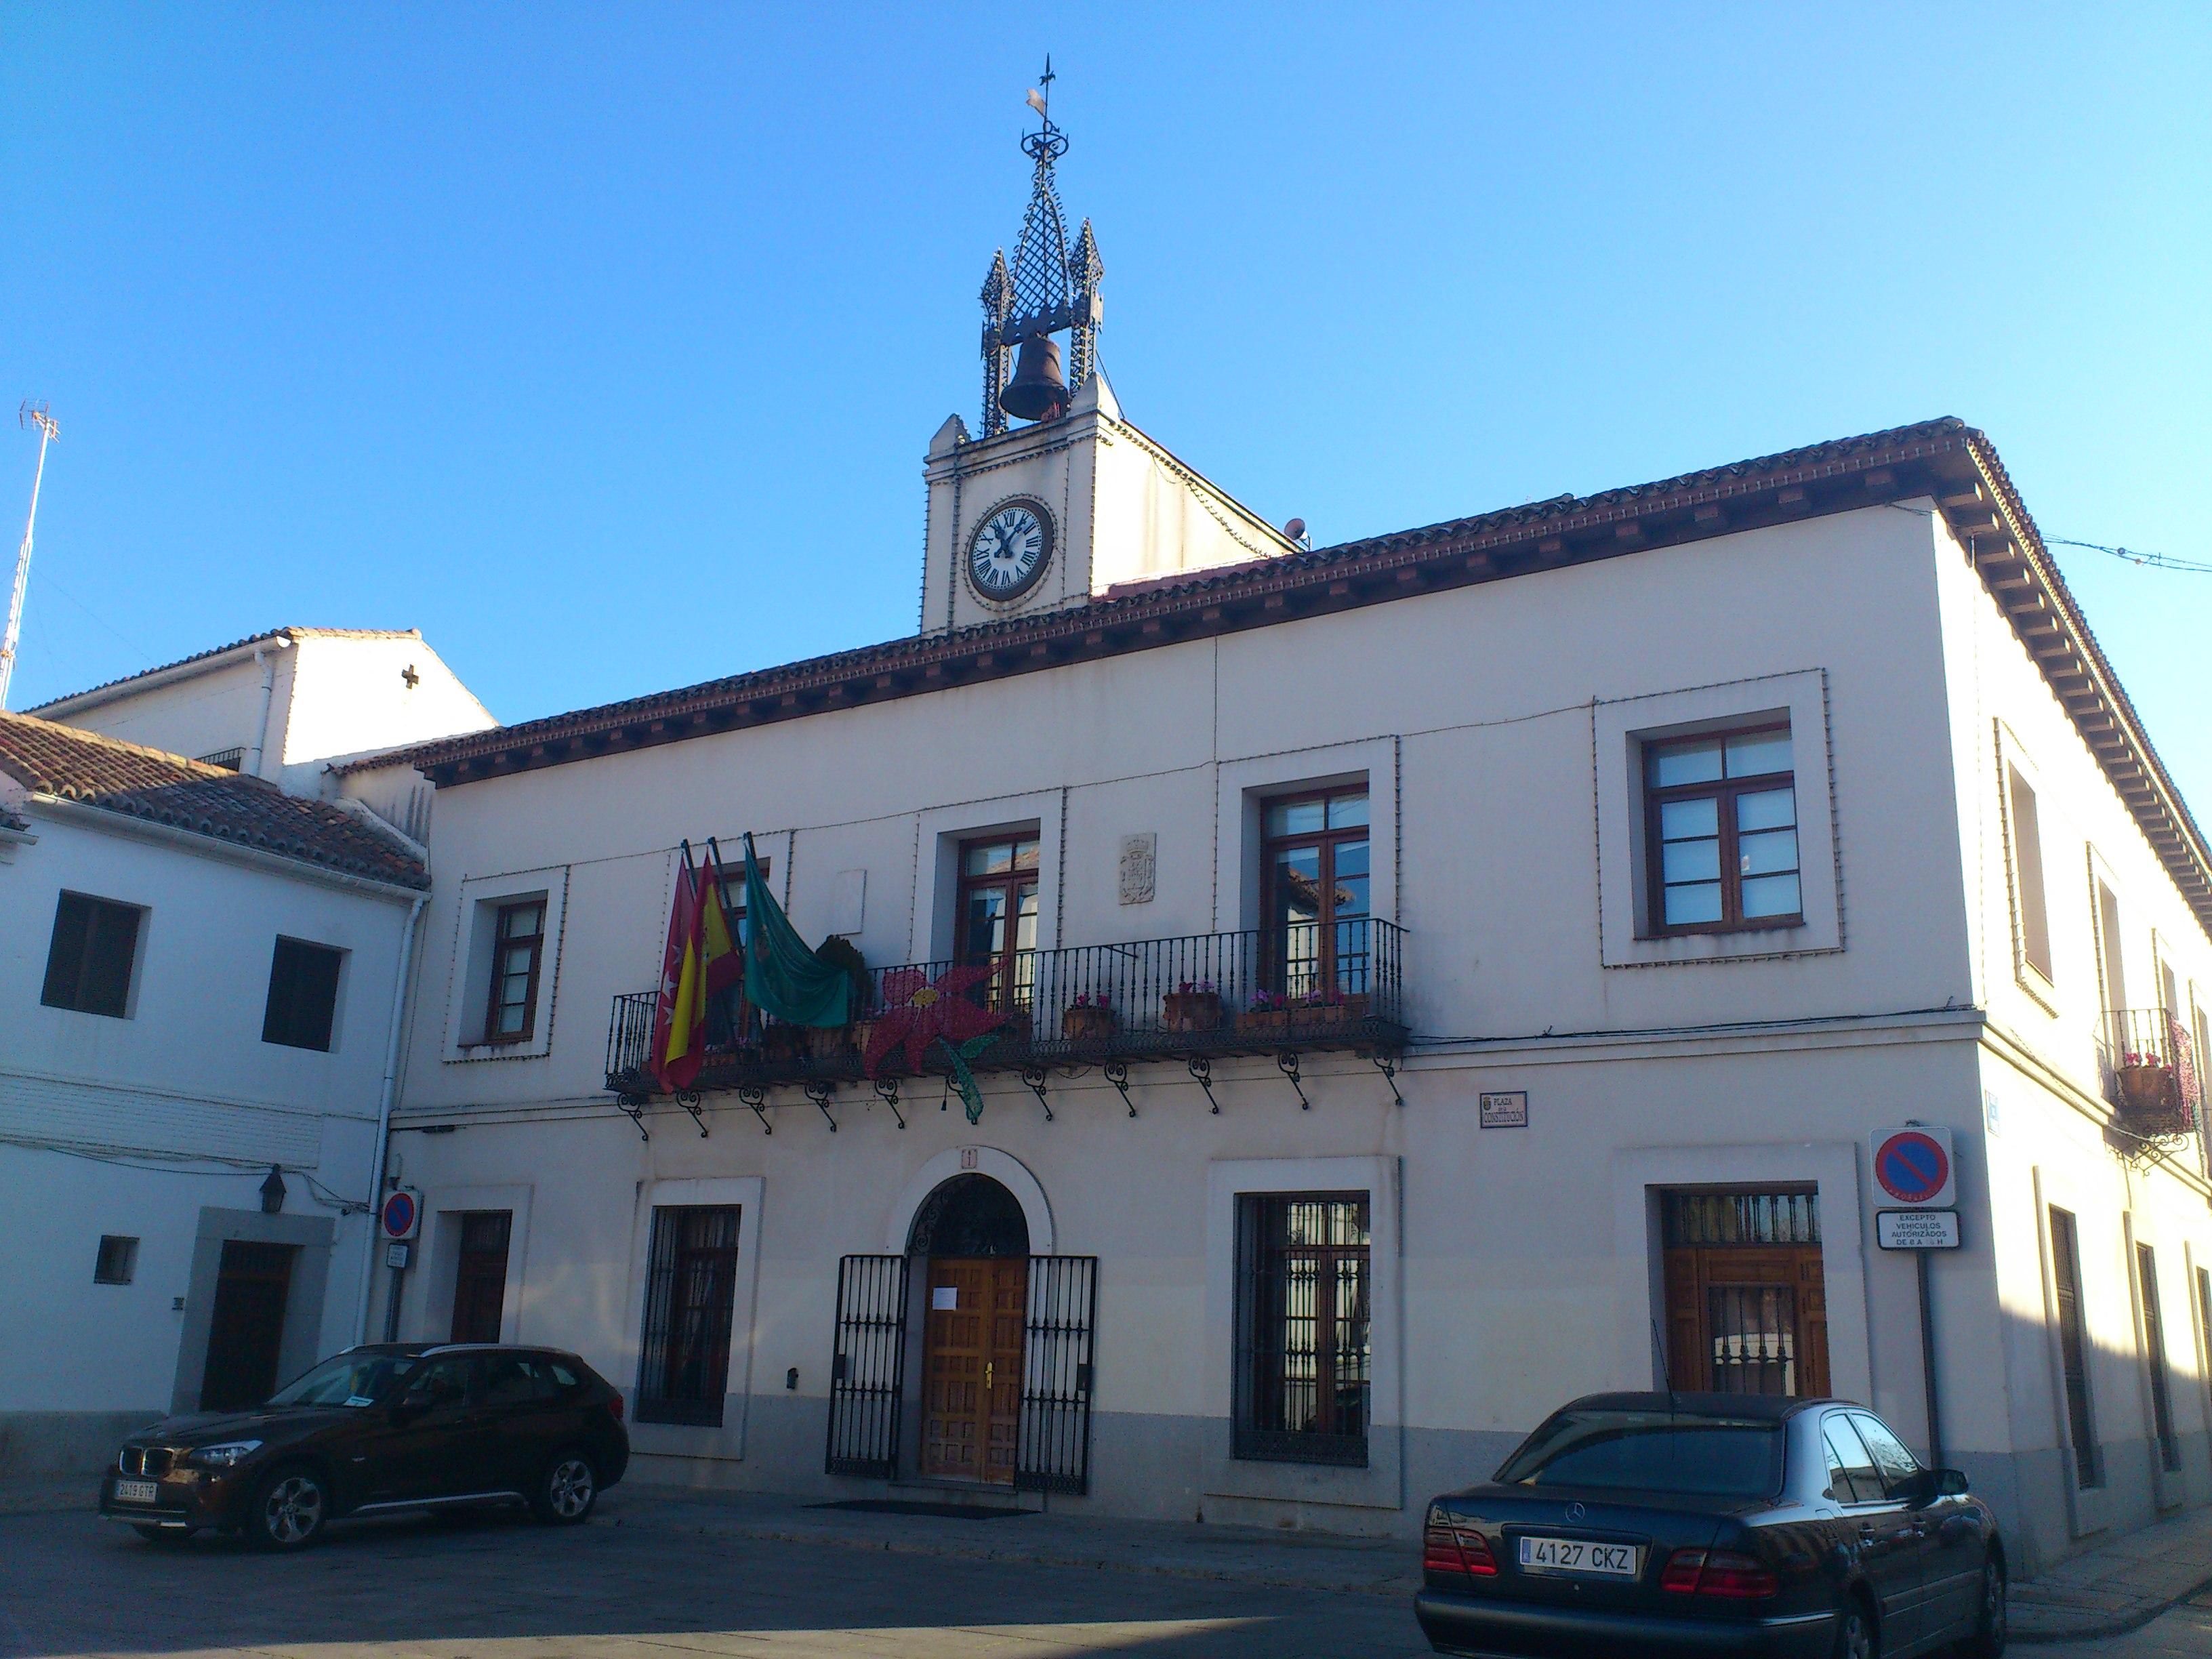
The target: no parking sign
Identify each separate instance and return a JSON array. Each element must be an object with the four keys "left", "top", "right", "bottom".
[{"left": 1870, "top": 1126, "right": 1954, "bottom": 1208}]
